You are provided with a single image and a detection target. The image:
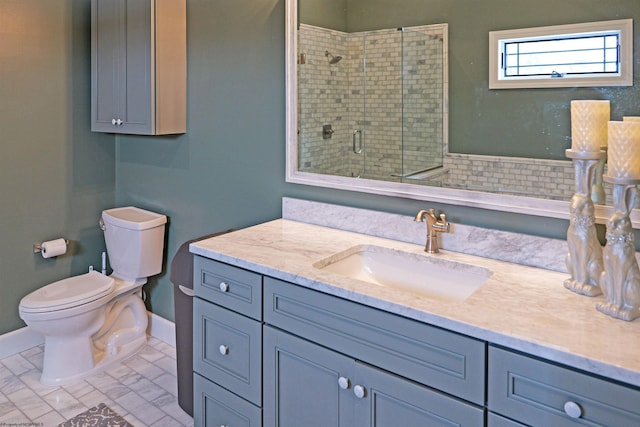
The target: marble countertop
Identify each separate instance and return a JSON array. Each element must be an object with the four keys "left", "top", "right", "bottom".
[{"left": 191, "top": 218, "right": 640, "bottom": 388}]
